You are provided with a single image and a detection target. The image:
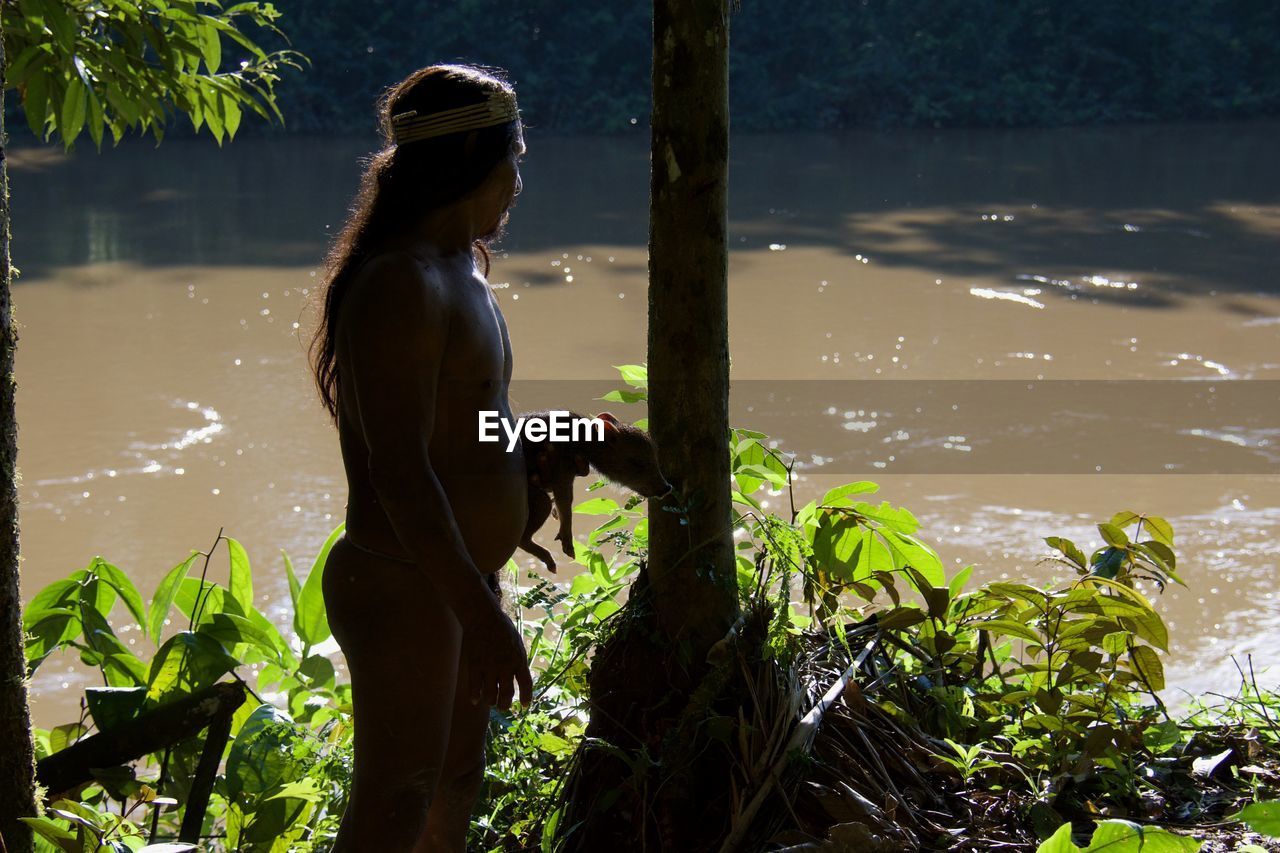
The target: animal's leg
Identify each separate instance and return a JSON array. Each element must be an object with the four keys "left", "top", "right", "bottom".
[
  {"left": 552, "top": 479, "right": 576, "bottom": 557},
  {"left": 520, "top": 489, "right": 557, "bottom": 572}
]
